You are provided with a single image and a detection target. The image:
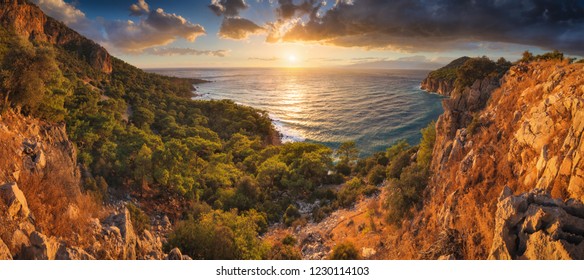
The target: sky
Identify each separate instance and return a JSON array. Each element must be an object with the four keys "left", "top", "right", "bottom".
[{"left": 31, "top": 0, "right": 584, "bottom": 68}]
